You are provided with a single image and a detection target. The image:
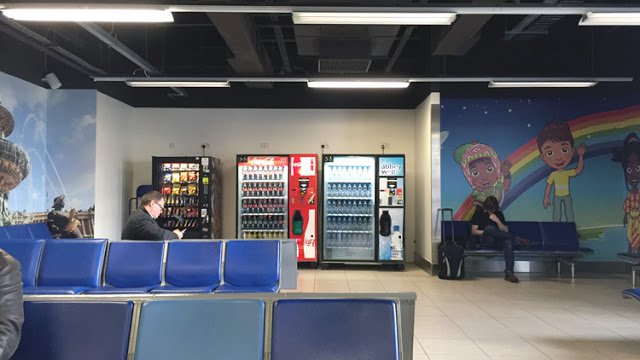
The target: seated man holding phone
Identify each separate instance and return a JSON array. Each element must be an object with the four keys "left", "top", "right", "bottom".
[
  {"left": 122, "top": 191, "right": 185, "bottom": 240},
  {"left": 471, "top": 196, "right": 527, "bottom": 283}
]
